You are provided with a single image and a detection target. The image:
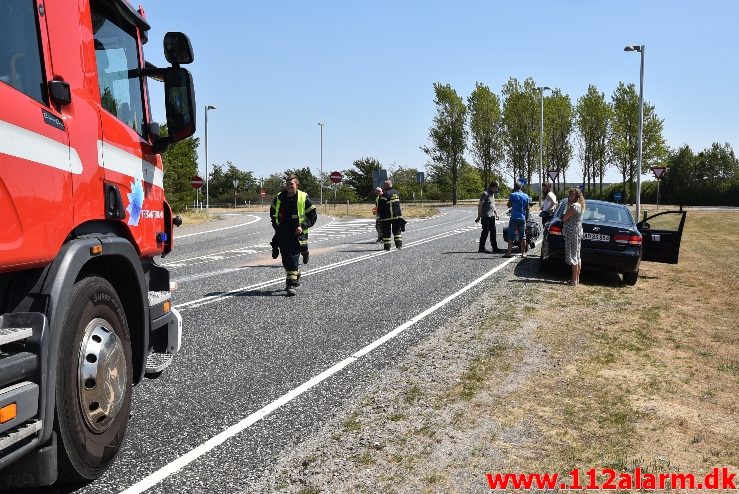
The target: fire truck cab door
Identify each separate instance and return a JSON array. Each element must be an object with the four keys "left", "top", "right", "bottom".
[
  {"left": 0, "top": 0, "right": 74, "bottom": 268},
  {"left": 92, "top": 3, "right": 160, "bottom": 251}
]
